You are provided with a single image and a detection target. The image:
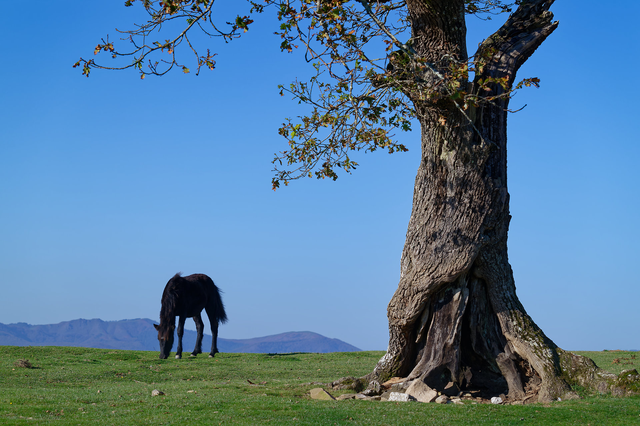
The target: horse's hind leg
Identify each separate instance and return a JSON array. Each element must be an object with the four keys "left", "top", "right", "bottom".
[
  {"left": 205, "top": 306, "right": 220, "bottom": 358},
  {"left": 191, "top": 313, "right": 204, "bottom": 356},
  {"left": 175, "top": 316, "right": 186, "bottom": 359}
]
